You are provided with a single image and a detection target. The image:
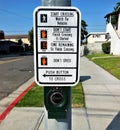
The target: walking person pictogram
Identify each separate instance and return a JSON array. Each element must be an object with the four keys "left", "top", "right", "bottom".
[{"left": 40, "top": 14, "right": 47, "bottom": 23}]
